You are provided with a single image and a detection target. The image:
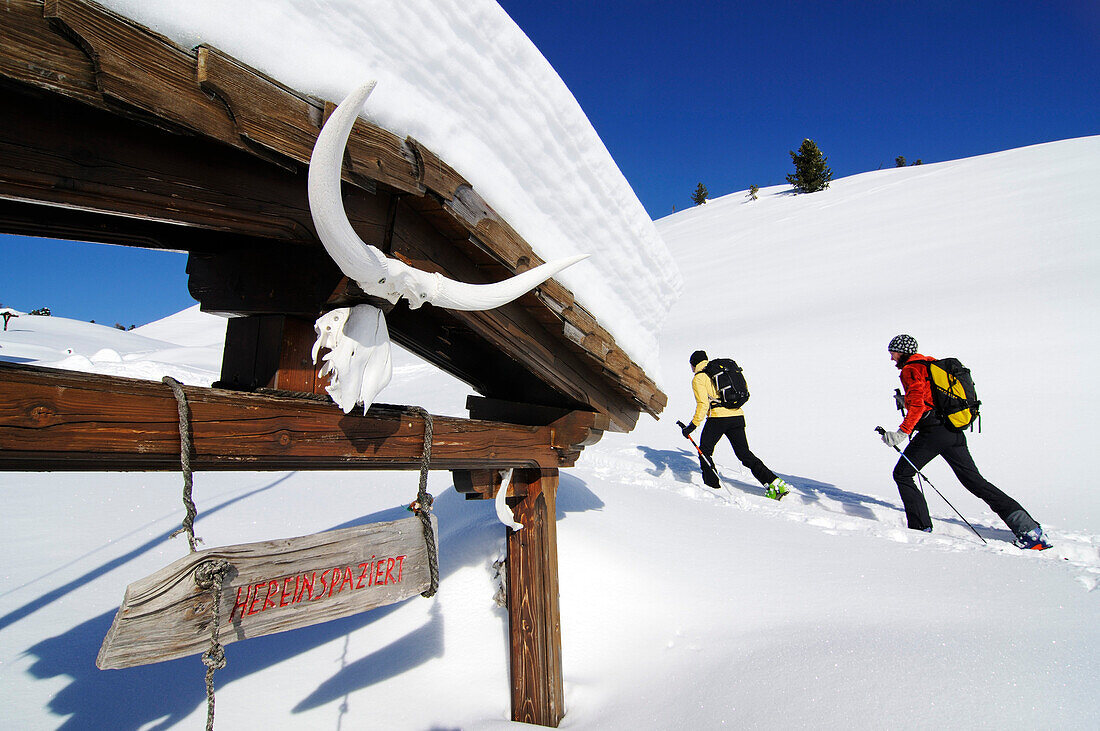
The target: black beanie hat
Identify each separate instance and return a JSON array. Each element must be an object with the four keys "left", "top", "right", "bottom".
[
  {"left": 887, "top": 334, "right": 918, "bottom": 355},
  {"left": 689, "top": 350, "right": 708, "bottom": 367}
]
